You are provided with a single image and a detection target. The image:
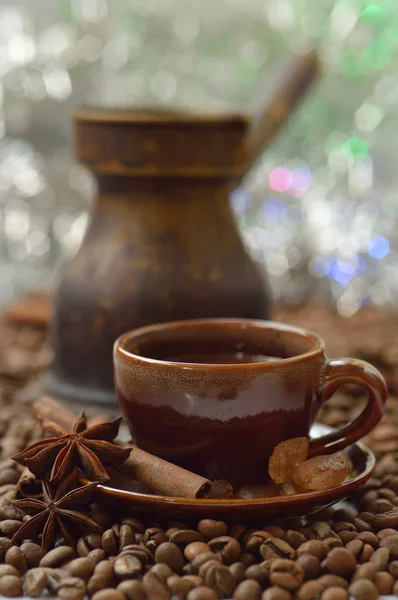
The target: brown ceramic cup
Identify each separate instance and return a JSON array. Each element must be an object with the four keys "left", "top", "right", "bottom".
[{"left": 114, "top": 319, "right": 387, "bottom": 487}]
